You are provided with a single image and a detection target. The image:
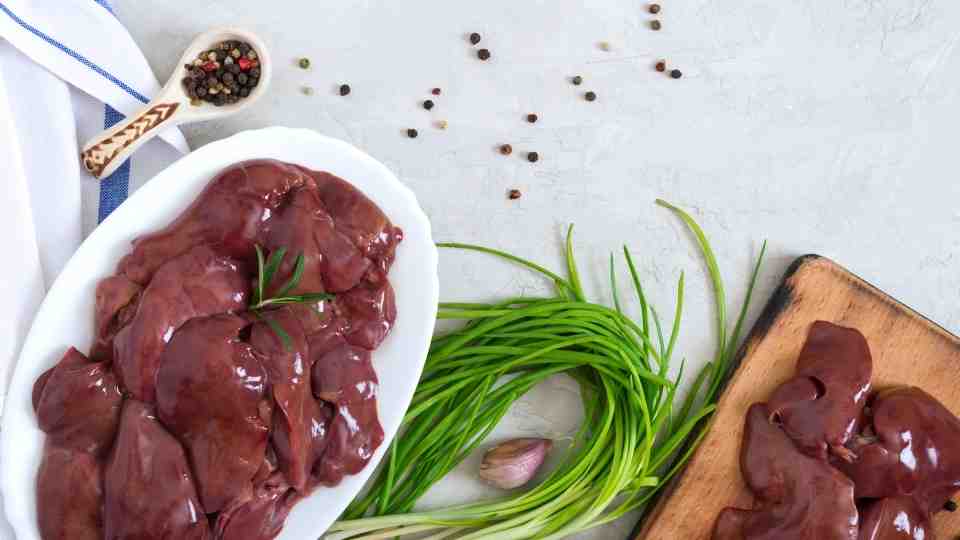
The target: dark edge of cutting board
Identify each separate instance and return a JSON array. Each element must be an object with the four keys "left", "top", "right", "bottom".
[{"left": 628, "top": 253, "right": 960, "bottom": 539}]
